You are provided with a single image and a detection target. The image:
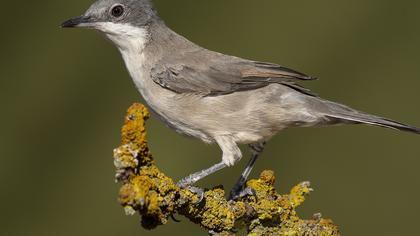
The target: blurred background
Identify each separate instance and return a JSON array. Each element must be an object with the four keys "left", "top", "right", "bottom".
[{"left": 1, "top": 0, "right": 420, "bottom": 235}]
